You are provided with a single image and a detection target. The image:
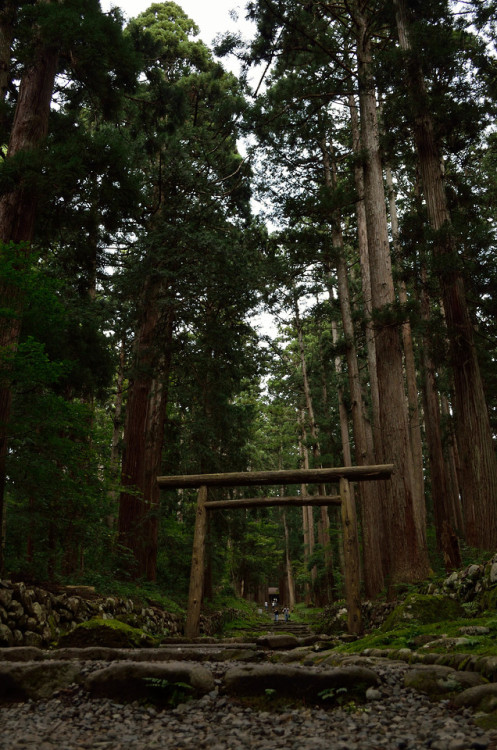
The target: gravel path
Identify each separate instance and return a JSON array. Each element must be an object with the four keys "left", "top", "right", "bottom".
[{"left": 1, "top": 659, "right": 496, "bottom": 750}]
